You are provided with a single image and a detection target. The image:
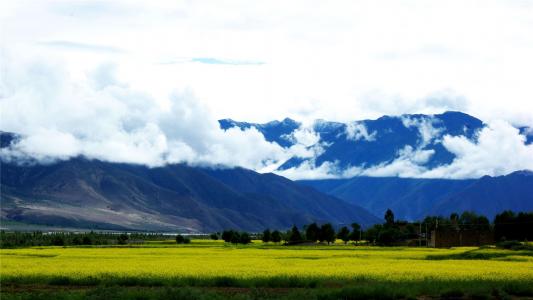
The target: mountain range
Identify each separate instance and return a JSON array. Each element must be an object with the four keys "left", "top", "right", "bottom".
[
  {"left": 221, "top": 111, "right": 532, "bottom": 173},
  {"left": 220, "top": 111, "right": 533, "bottom": 221},
  {"left": 1, "top": 111, "right": 532, "bottom": 231}
]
